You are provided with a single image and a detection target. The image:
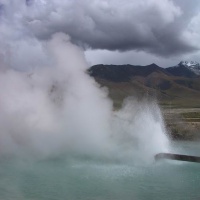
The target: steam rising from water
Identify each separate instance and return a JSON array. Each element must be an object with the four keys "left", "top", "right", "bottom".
[{"left": 0, "top": 33, "right": 169, "bottom": 162}]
